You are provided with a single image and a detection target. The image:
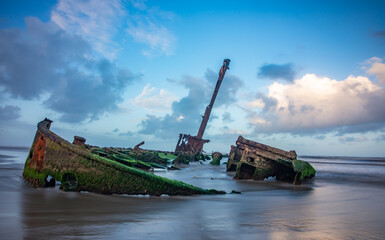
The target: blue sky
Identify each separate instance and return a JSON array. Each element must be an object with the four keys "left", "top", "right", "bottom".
[{"left": 0, "top": 0, "right": 385, "bottom": 156}]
